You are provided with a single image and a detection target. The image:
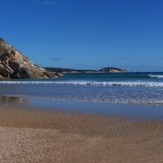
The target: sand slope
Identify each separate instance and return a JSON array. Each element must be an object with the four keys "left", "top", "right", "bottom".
[{"left": 0, "top": 108, "right": 163, "bottom": 163}]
